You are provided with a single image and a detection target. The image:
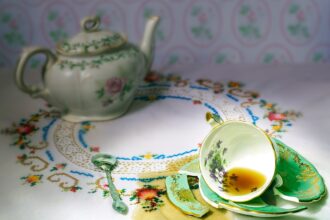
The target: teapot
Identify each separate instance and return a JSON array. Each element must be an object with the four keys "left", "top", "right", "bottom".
[{"left": 15, "top": 16, "right": 160, "bottom": 122}]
